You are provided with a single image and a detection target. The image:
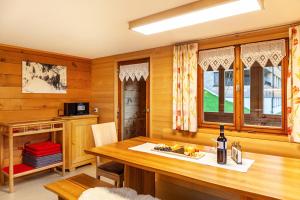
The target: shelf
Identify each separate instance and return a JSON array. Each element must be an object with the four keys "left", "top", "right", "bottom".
[
  {"left": 55, "top": 114, "right": 99, "bottom": 120},
  {"left": 0, "top": 119, "right": 64, "bottom": 127},
  {"left": 2, "top": 162, "right": 63, "bottom": 178},
  {"left": 0, "top": 120, "right": 64, "bottom": 137},
  {"left": 0, "top": 119, "right": 65, "bottom": 192},
  {"left": 11, "top": 128, "right": 64, "bottom": 137}
]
